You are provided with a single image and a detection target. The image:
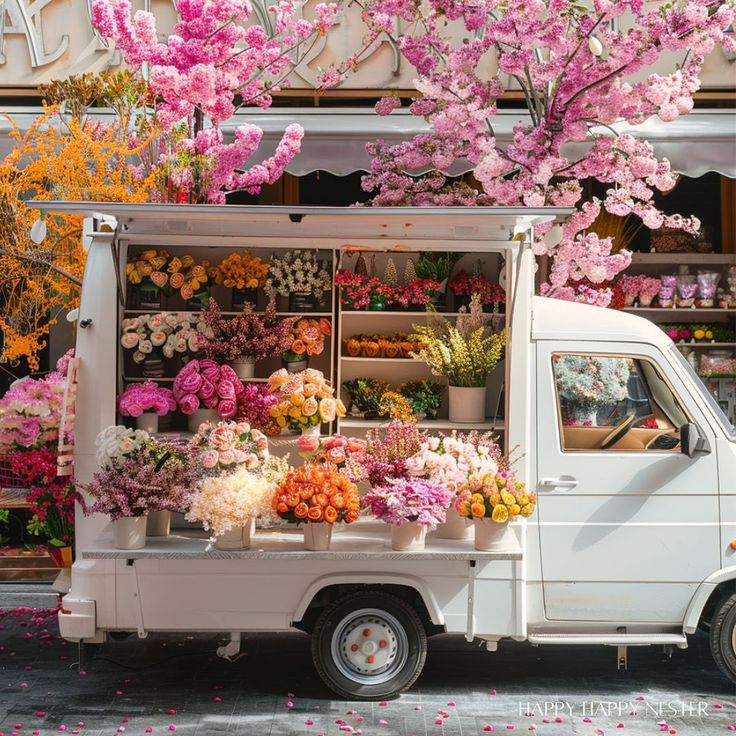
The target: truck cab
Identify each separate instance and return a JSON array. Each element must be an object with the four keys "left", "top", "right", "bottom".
[{"left": 32, "top": 202, "right": 736, "bottom": 699}]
